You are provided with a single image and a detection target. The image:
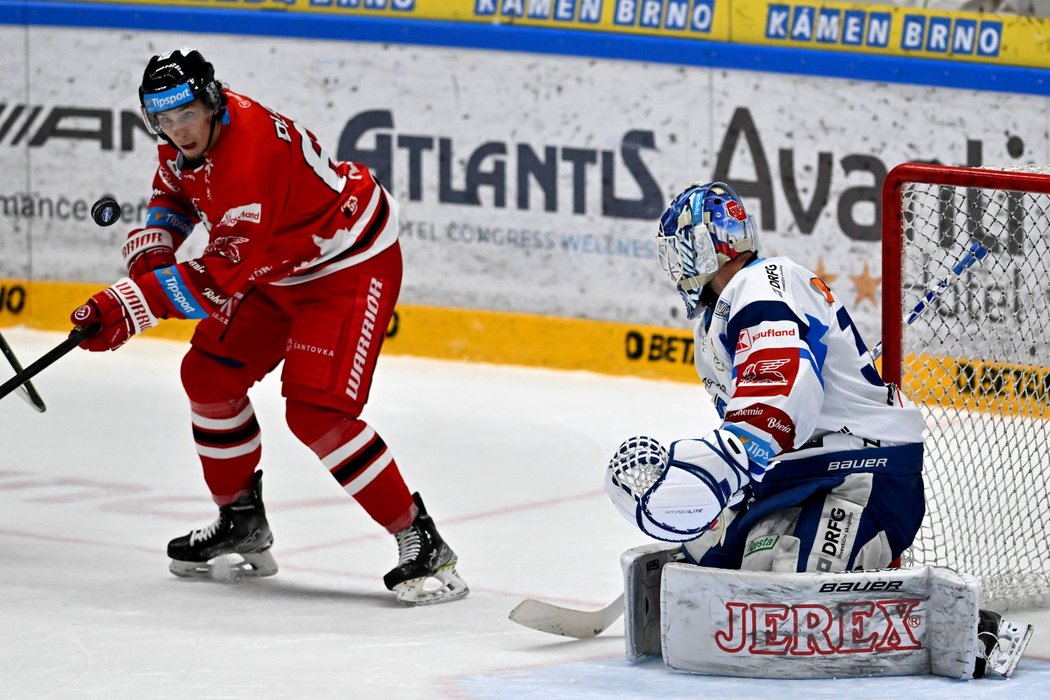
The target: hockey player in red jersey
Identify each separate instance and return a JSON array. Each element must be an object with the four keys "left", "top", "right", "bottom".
[{"left": 69, "top": 48, "right": 467, "bottom": 605}]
